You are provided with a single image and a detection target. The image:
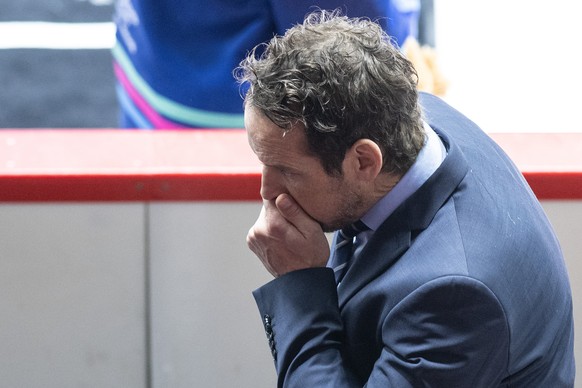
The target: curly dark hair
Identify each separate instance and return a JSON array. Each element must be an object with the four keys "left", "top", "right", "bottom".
[{"left": 235, "top": 10, "right": 425, "bottom": 176}]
